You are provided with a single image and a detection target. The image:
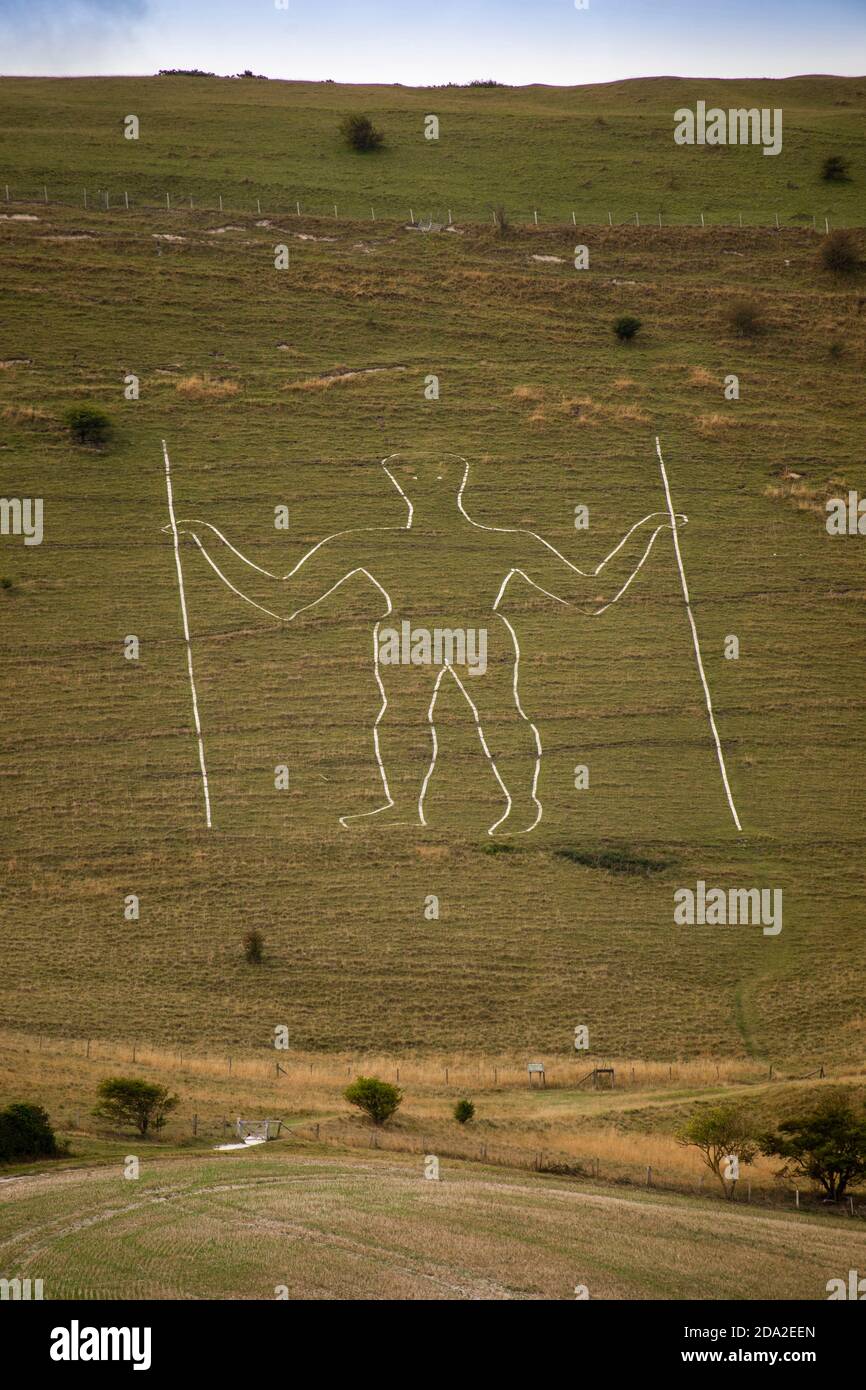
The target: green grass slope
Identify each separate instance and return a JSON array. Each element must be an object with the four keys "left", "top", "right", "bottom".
[
  {"left": 0, "top": 78, "right": 865, "bottom": 1064},
  {"left": 0, "top": 75, "right": 864, "bottom": 224}
]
